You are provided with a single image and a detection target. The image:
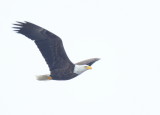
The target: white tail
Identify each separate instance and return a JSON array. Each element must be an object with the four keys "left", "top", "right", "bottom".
[{"left": 36, "top": 74, "right": 50, "bottom": 80}]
